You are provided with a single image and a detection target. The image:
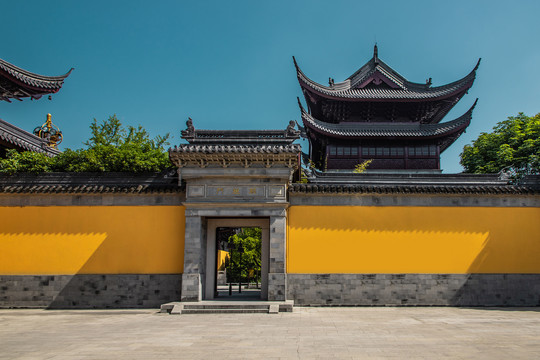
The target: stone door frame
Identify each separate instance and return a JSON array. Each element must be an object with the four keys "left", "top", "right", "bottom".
[
  {"left": 205, "top": 218, "right": 269, "bottom": 300},
  {"left": 181, "top": 205, "right": 287, "bottom": 302}
]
